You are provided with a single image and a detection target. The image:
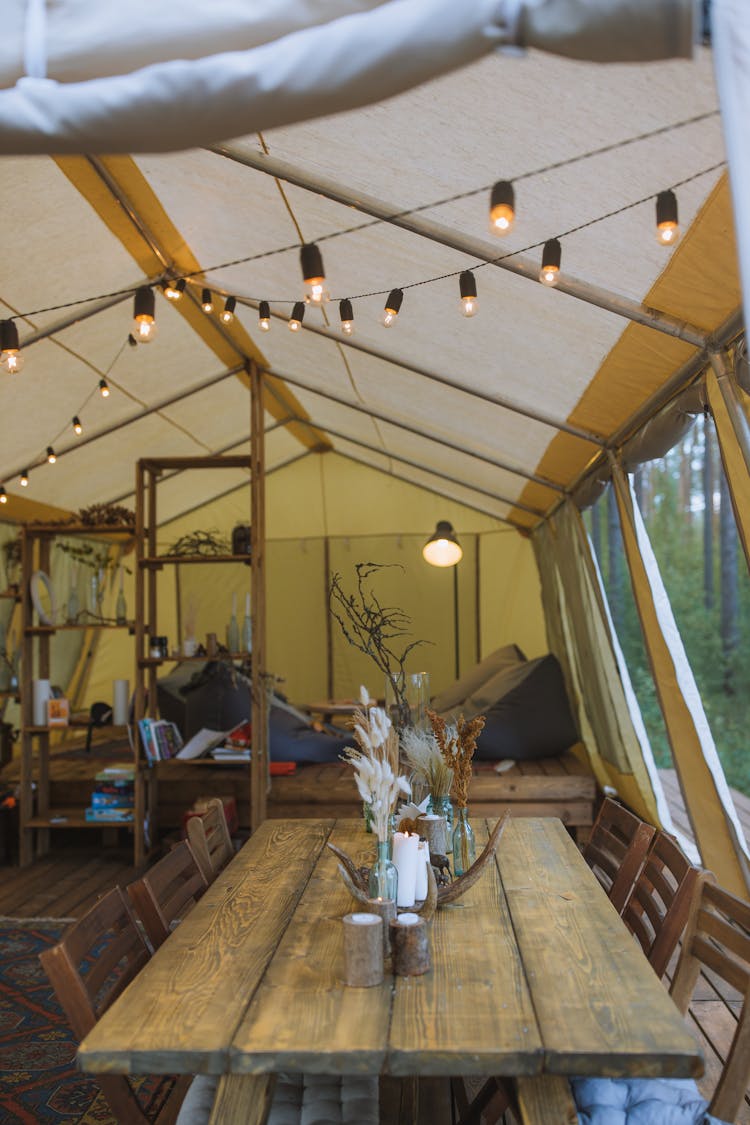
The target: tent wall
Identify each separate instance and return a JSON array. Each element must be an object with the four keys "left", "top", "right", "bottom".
[{"left": 83, "top": 453, "right": 546, "bottom": 707}]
